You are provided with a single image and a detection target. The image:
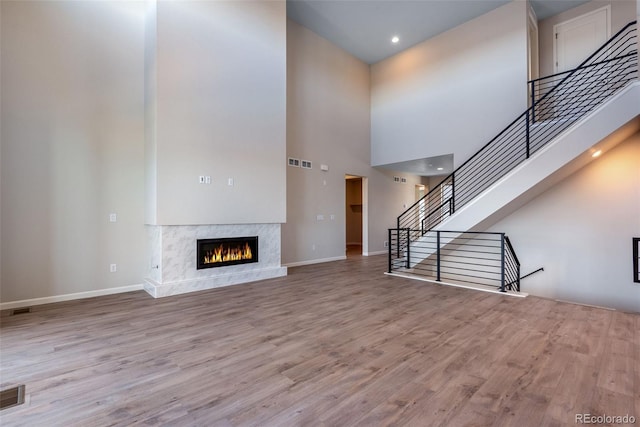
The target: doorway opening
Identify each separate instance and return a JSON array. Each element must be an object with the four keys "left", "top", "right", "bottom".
[{"left": 345, "top": 175, "right": 366, "bottom": 257}]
